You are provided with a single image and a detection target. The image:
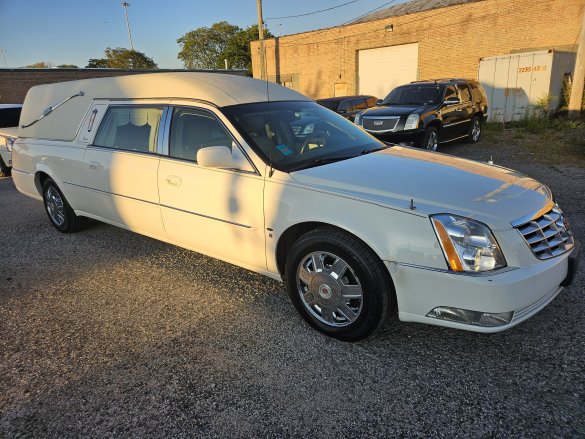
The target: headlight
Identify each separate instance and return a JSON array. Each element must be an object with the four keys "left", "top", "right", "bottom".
[
  {"left": 404, "top": 113, "right": 420, "bottom": 130},
  {"left": 431, "top": 214, "right": 506, "bottom": 272},
  {"left": 354, "top": 112, "right": 362, "bottom": 126}
]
